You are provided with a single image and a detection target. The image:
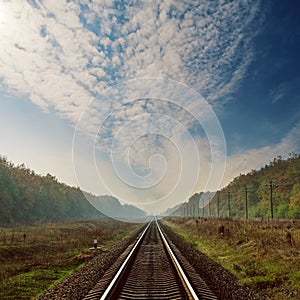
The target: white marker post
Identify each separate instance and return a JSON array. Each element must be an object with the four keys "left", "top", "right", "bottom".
[{"left": 93, "top": 237, "right": 97, "bottom": 249}]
